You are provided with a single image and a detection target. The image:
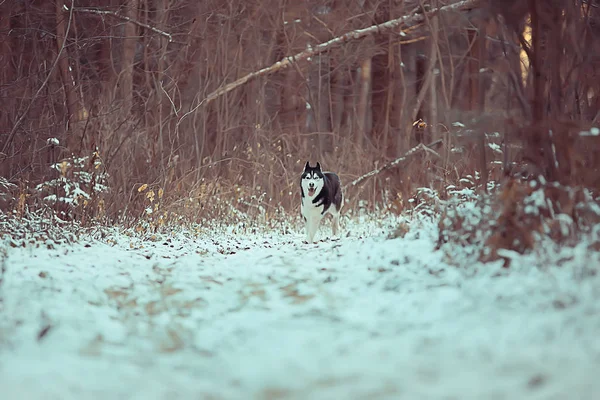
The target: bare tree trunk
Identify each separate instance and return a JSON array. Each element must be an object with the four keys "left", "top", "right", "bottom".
[
  {"left": 0, "top": 2, "right": 13, "bottom": 133},
  {"left": 98, "top": 31, "right": 115, "bottom": 98},
  {"left": 530, "top": 0, "right": 544, "bottom": 125},
  {"left": 397, "top": 44, "right": 415, "bottom": 154},
  {"left": 467, "top": 27, "right": 480, "bottom": 112},
  {"left": 0, "top": 3, "right": 12, "bottom": 87},
  {"left": 120, "top": 0, "right": 139, "bottom": 114},
  {"left": 469, "top": 18, "right": 488, "bottom": 190},
  {"left": 319, "top": 54, "right": 332, "bottom": 152},
  {"left": 55, "top": 0, "right": 80, "bottom": 149},
  {"left": 528, "top": 0, "right": 557, "bottom": 181},
  {"left": 156, "top": 0, "right": 168, "bottom": 166},
  {"left": 429, "top": 14, "right": 439, "bottom": 142},
  {"left": 371, "top": 32, "right": 394, "bottom": 157},
  {"left": 331, "top": 67, "right": 346, "bottom": 135},
  {"left": 548, "top": 5, "right": 563, "bottom": 116},
  {"left": 382, "top": 41, "right": 395, "bottom": 158},
  {"left": 356, "top": 56, "right": 372, "bottom": 148},
  {"left": 408, "top": 48, "right": 430, "bottom": 145},
  {"left": 307, "top": 51, "right": 332, "bottom": 156}
]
